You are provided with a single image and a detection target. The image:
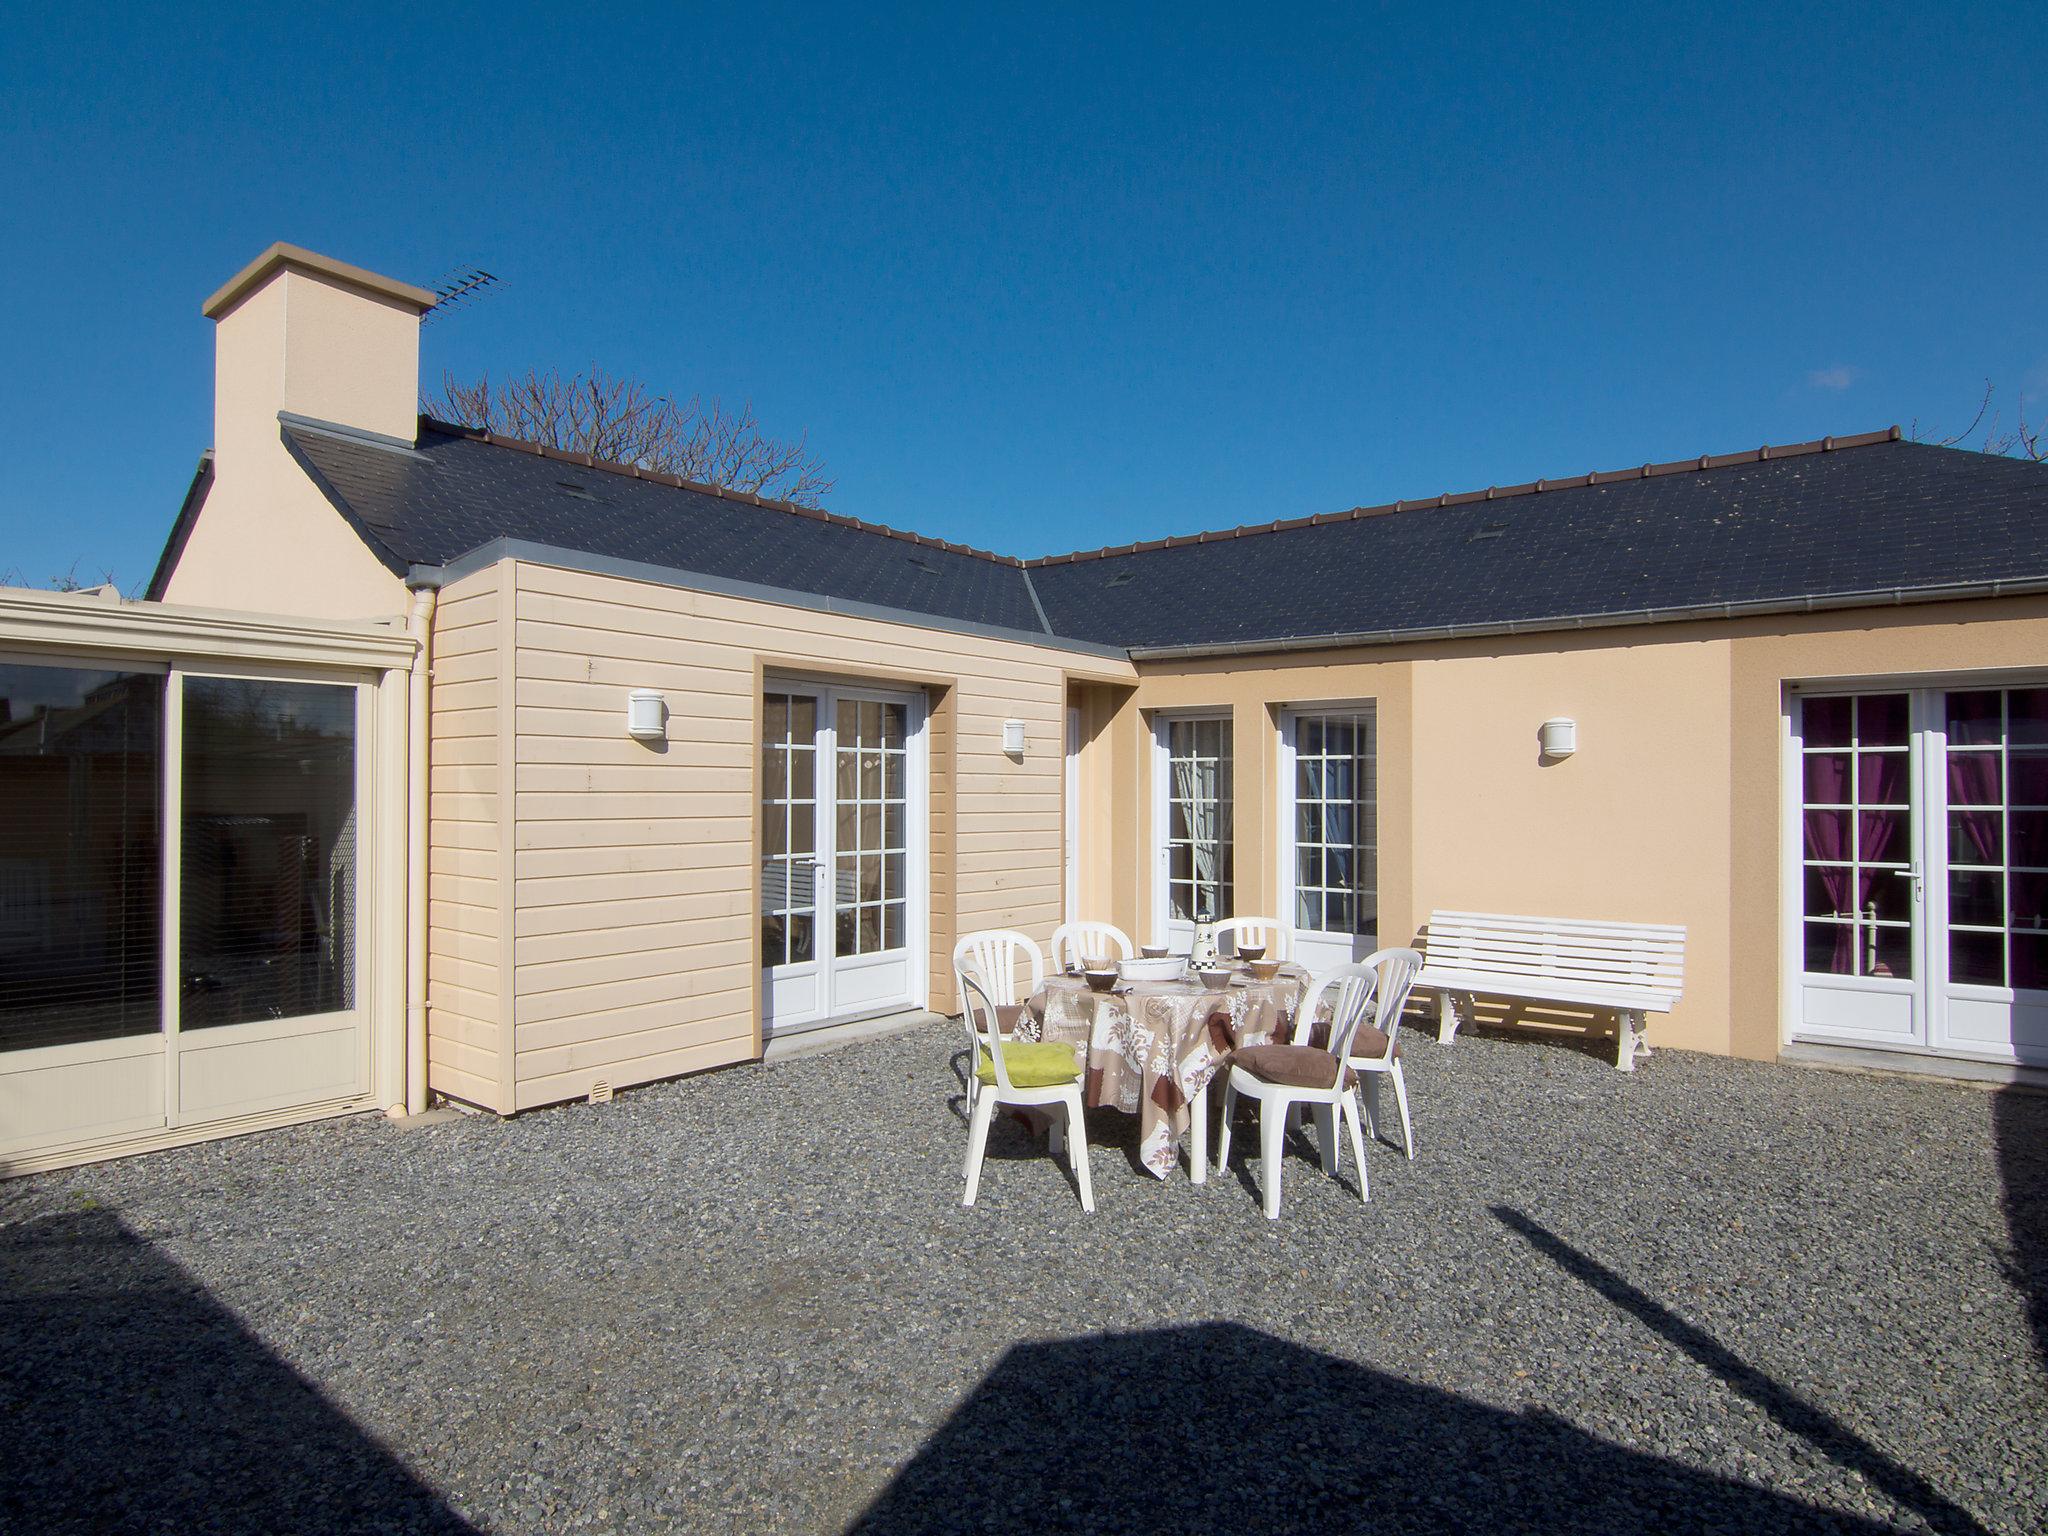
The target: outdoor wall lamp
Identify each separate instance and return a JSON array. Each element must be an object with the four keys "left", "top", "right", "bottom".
[
  {"left": 1539, "top": 716, "right": 1577, "bottom": 759},
  {"left": 627, "top": 689, "right": 668, "bottom": 742},
  {"left": 1002, "top": 718, "right": 1026, "bottom": 755}
]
